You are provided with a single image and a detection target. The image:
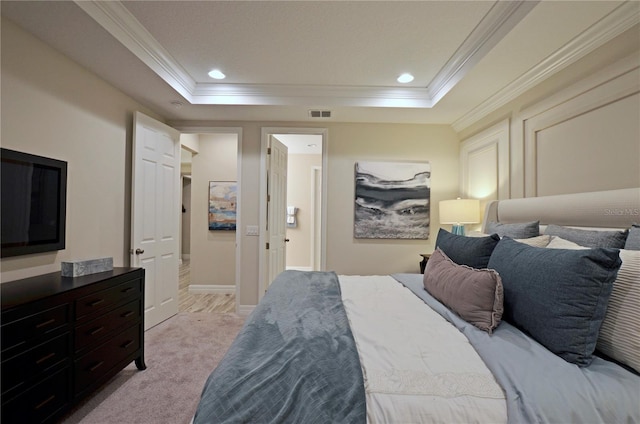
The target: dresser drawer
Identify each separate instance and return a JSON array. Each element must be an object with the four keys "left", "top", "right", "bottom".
[
  {"left": 75, "top": 279, "right": 141, "bottom": 321},
  {"left": 1, "top": 304, "right": 70, "bottom": 354},
  {"left": 75, "top": 299, "right": 140, "bottom": 351},
  {"left": 1, "top": 366, "right": 70, "bottom": 424},
  {"left": 1, "top": 332, "right": 70, "bottom": 397},
  {"left": 74, "top": 324, "right": 140, "bottom": 392}
]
